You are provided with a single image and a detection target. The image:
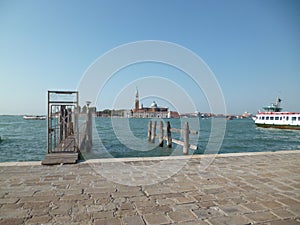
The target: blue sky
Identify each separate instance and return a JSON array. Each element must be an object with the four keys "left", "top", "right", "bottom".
[{"left": 0, "top": 0, "right": 299, "bottom": 114}]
